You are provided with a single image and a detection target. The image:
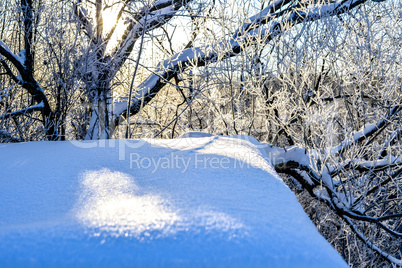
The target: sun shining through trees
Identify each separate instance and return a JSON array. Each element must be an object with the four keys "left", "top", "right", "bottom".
[
  {"left": 101, "top": 7, "right": 119, "bottom": 34},
  {"left": 101, "top": 4, "right": 126, "bottom": 49}
]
